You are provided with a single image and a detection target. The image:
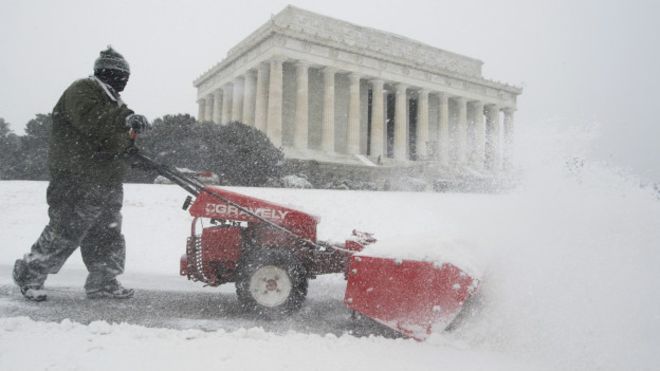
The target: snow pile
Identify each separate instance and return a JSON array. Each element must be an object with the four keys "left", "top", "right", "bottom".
[
  {"left": 360, "top": 237, "right": 483, "bottom": 280},
  {"left": 280, "top": 174, "right": 313, "bottom": 189},
  {"left": 0, "top": 316, "right": 536, "bottom": 371}
]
